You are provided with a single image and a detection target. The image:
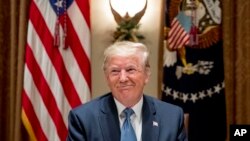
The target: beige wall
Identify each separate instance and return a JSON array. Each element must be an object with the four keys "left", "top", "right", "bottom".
[{"left": 91, "top": 0, "right": 164, "bottom": 98}]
